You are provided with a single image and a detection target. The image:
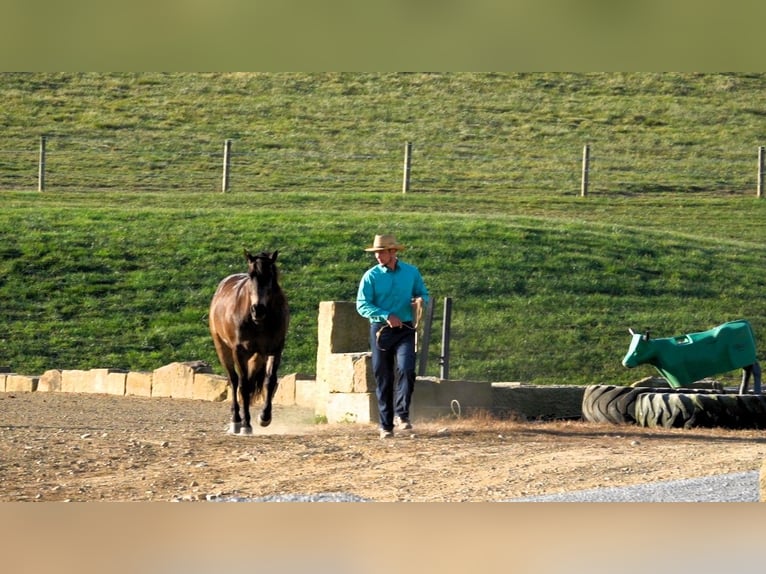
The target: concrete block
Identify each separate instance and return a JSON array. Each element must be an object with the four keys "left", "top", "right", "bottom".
[
  {"left": 152, "top": 361, "right": 212, "bottom": 399},
  {"left": 126, "top": 371, "right": 153, "bottom": 397},
  {"left": 192, "top": 372, "right": 228, "bottom": 402},
  {"left": 61, "top": 369, "right": 89, "bottom": 393},
  {"left": 412, "top": 377, "right": 494, "bottom": 420},
  {"left": 38, "top": 369, "right": 62, "bottom": 392},
  {"left": 318, "top": 301, "right": 369, "bottom": 355},
  {"left": 273, "top": 373, "right": 301, "bottom": 406},
  {"left": 326, "top": 392, "right": 378, "bottom": 424},
  {"left": 352, "top": 353, "right": 374, "bottom": 393},
  {"left": 491, "top": 383, "right": 585, "bottom": 420},
  {"left": 90, "top": 368, "right": 127, "bottom": 395},
  {"left": 326, "top": 353, "right": 374, "bottom": 393},
  {"left": 295, "top": 378, "right": 318, "bottom": 408},
  {"left": 6, "top": 374, "right": 39, "bottom": 392}
]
